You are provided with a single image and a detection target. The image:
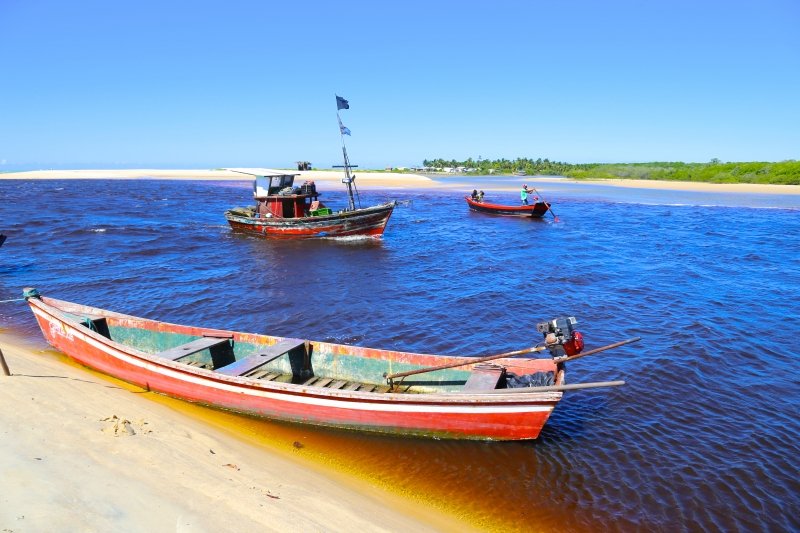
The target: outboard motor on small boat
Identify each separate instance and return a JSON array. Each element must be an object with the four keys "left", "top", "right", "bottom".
[{"left": 537, "top": 316, "right": 584, "bottom": 361}]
